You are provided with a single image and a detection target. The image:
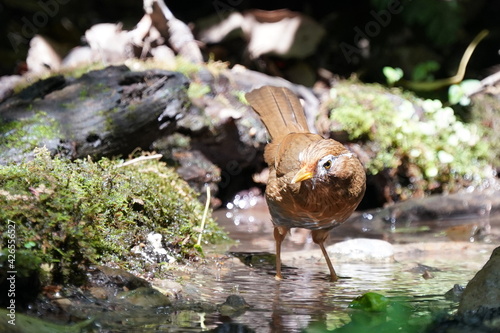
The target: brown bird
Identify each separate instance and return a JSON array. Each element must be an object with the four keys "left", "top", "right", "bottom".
[{"left": 246, "top": 86, "right": 366, "bottom": 281}]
